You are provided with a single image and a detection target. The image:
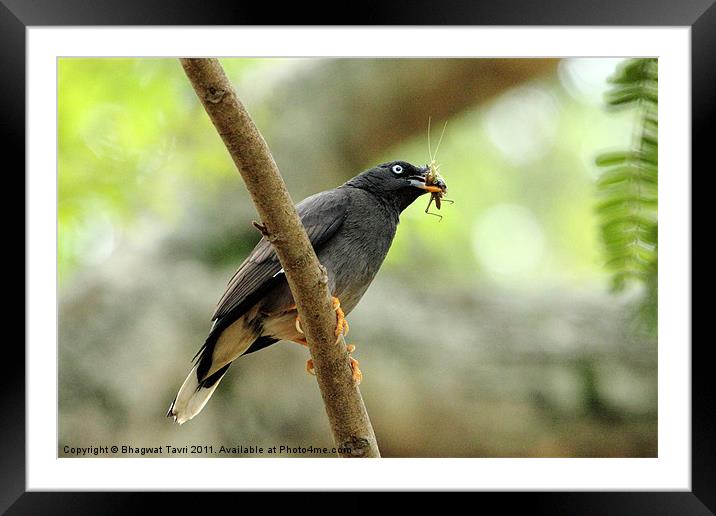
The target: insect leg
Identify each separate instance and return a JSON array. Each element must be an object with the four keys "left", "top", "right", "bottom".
[{"left": 424, "top": 194, "right": 435, "bottom": 214}]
